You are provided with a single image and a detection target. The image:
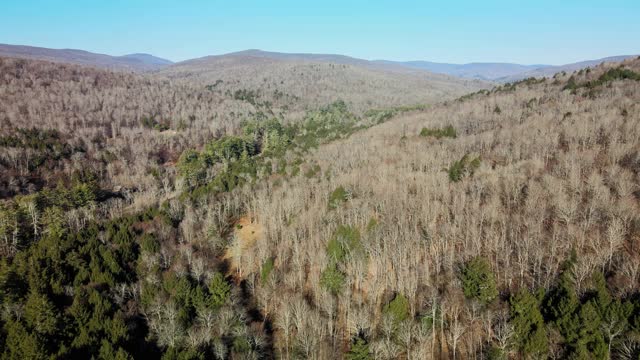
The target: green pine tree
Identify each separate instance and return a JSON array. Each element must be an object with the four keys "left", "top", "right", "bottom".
[
  {"left": 510, "top": 289, "right": 548, "bottom": 357},
  {"left": 346, "top": 337, "right": 372, "bottom": 360},
  {"left": 460, "top": 256, "right": 498, "bottom": 304}
]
